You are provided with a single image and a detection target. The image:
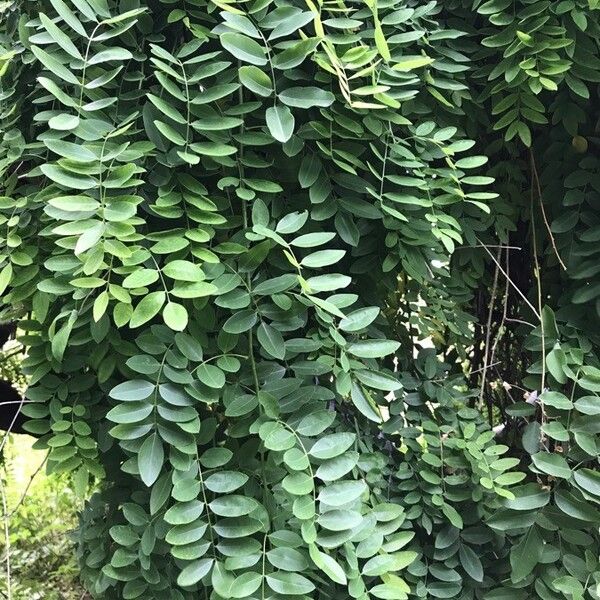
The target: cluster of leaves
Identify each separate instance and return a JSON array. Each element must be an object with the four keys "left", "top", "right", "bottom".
[{"left": 0, "top": 0, "right": 599, "bottom": 599}]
